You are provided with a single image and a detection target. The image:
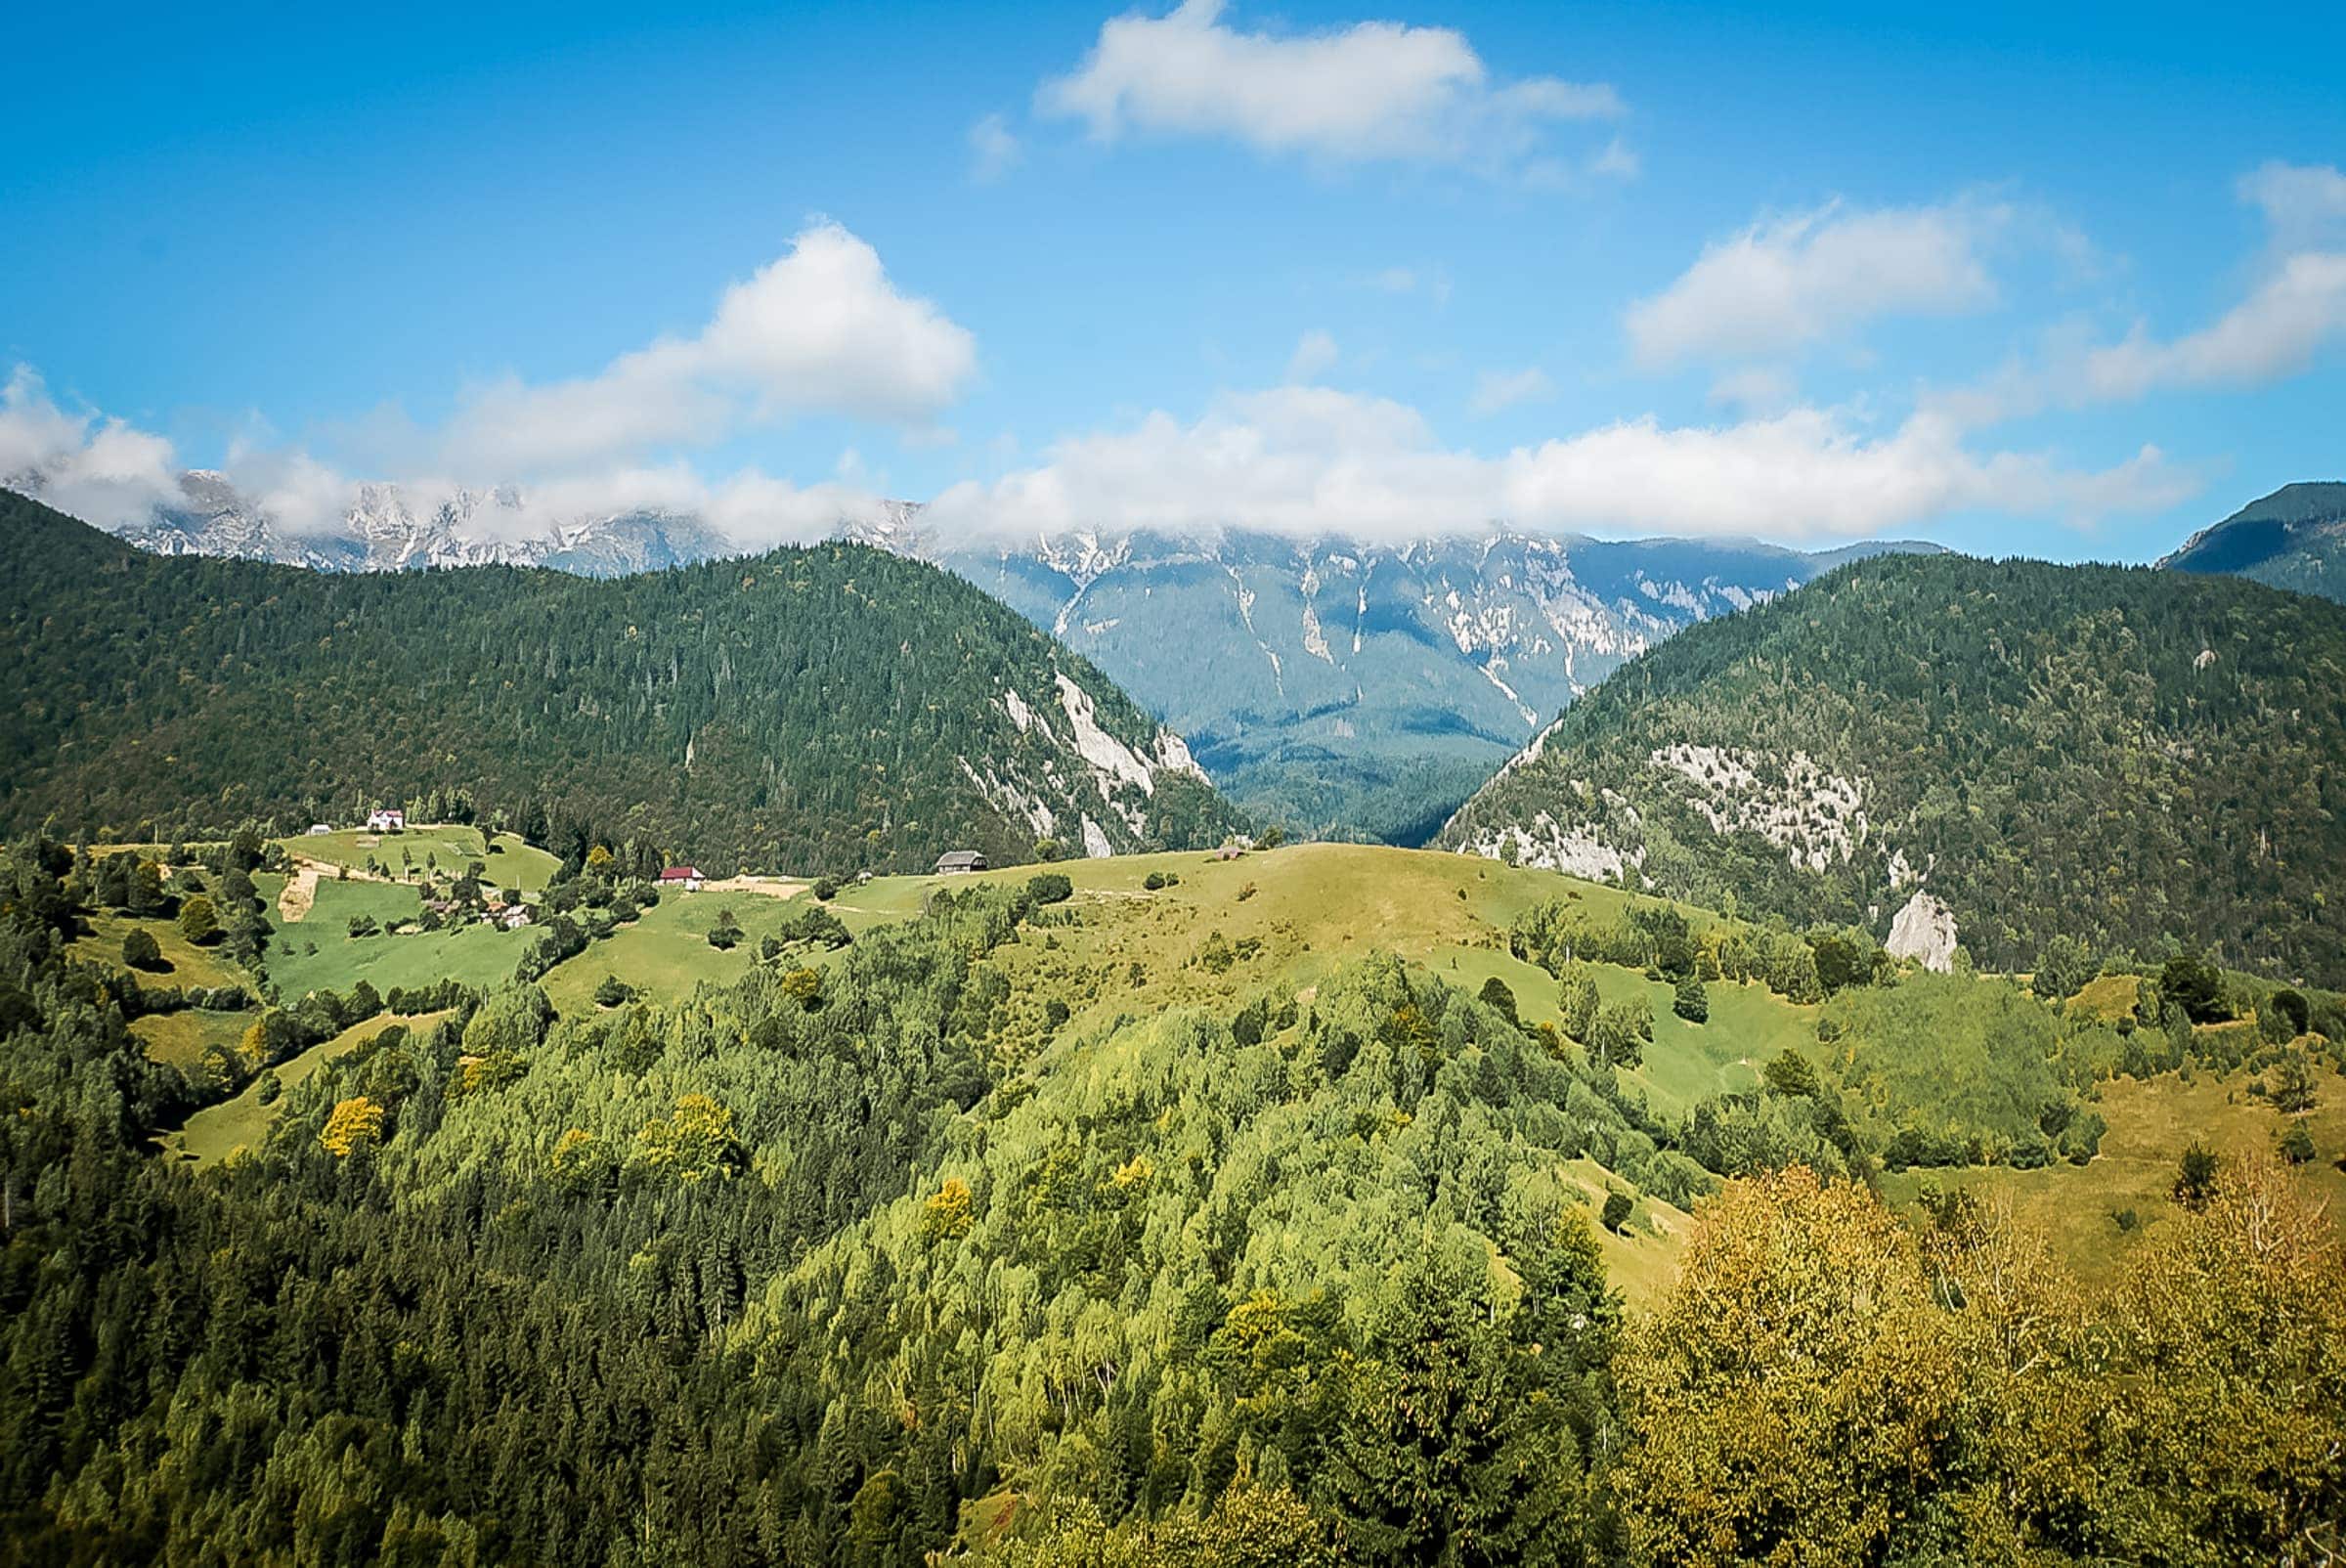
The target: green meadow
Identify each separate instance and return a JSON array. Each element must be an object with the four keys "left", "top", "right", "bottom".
[
  {"left": 68, "top": 908, "right": 252, "bottom": 993},
  {"left": 276, "top": 824, "right": 562, "bottom": 893},
  {"left": 130, "top": 1007, "right": 250, "bottom": 1069},
  {"left": 168, "top": 1009, "right": 454, "bottom": 1166},
  {"left": 538, "top": 886, "right": 828, "bottom": 1015},
  {"left": 263, "top": 876, "right": 534, "bottom": 998}
]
